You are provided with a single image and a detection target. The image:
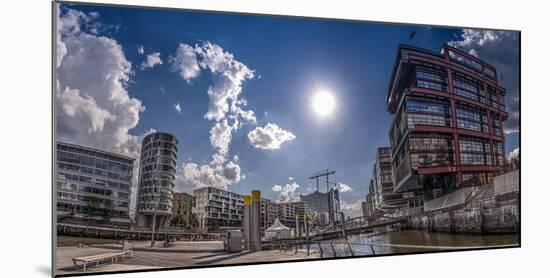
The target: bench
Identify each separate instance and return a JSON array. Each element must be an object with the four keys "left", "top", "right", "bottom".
[{"left": 72, "top": 241, "right": 134, "bottom": 271}]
